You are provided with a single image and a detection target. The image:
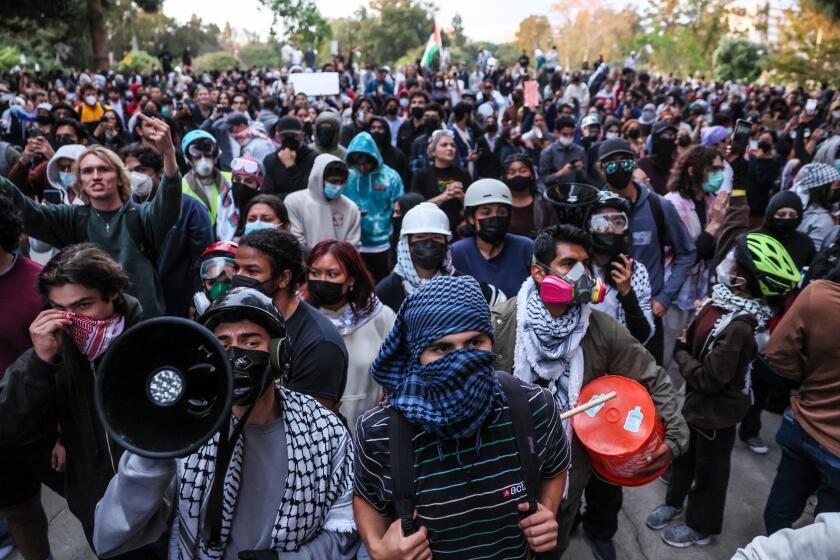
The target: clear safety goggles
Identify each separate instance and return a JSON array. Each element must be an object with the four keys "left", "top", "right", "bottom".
[
  {"left": 200, "top": 257, "right": 235, "bottom": 281},
  {"left": 231, "top": 157, "right": 263, "bottom": 176},
  {"left": 187, "top": 138, "right": 219, "bottom": 158},
  {"left": 589, "top": 211, "right": 629, "bottom": 234}
]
